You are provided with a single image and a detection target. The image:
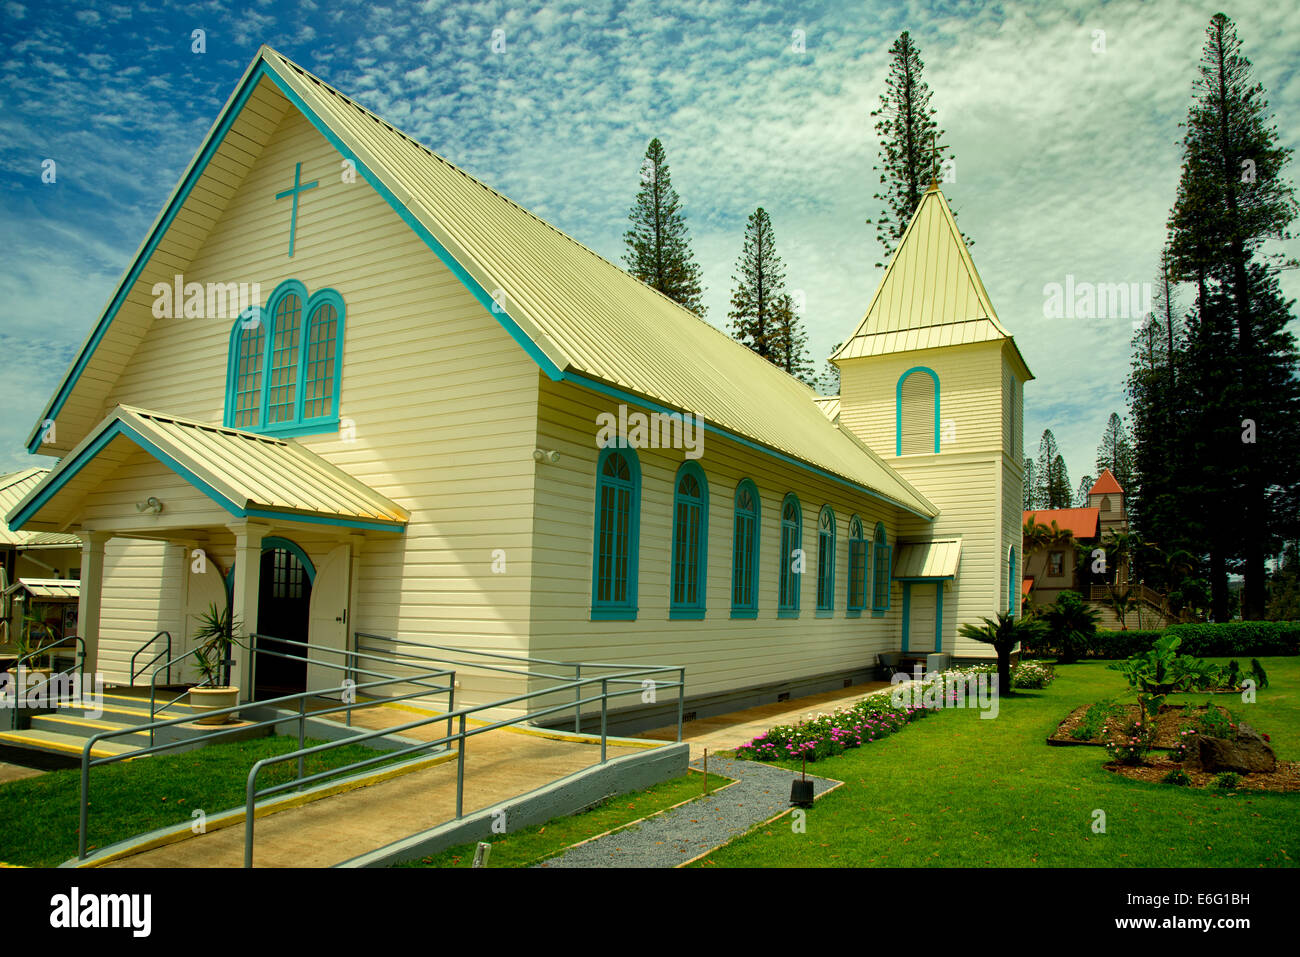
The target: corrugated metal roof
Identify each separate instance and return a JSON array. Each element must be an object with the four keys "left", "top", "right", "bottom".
[
  {"left": 7, "top": 578, "right": 80, "bottom": 600},
  {"left": 1023, "top": 508, "right": 1099, "bottom": 539},
  {"left": 813, "top": 395, "right": 841, "bottom": 422},
  {"left": 0, "top": 470, "right": 82, "bottom": 547},
  {"left": 8, "top": 406, "right": 409, "bottom": 532},
  {"left": 255, "top": 50, "right": 937, "bottom": 519},
  {"left": 833, "top": 187, "right": 1032, "bottom": 379},
  {"left": 22, "top": 47, "right": 938, "bottom": 521},
  {"left": 893, "top": 538, "right": 962, "bottom": 580}
]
